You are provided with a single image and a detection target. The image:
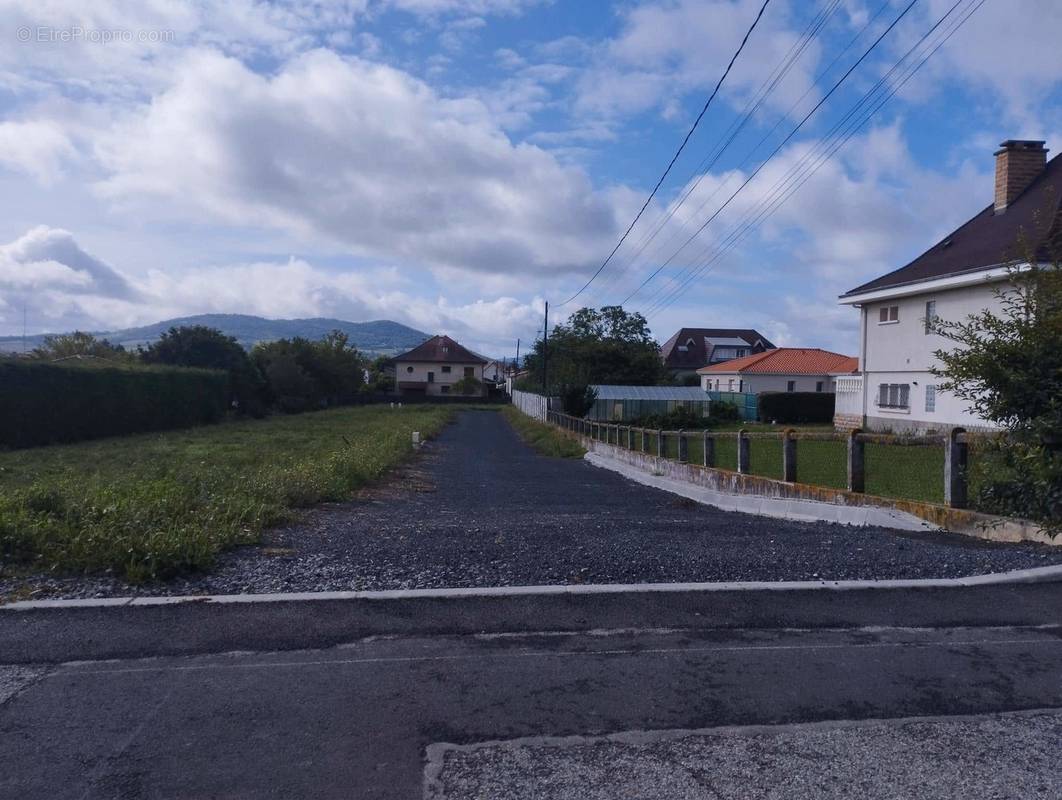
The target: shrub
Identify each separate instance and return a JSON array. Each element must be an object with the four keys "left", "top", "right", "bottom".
[
  {"left": 710, "top": 400, "right": 742, "bottom": 422},
  {"left": 0, "top": 361, "right": 228, "bottom": 449},
  {"left": 560, "top": 384, "right": 597, "bottom": 417},
  {"left": 632, "top": 405, "right": 711, "bottom": 430},
  {"left": 758, "top": 392, "right": 835, "bottom": 424}
]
